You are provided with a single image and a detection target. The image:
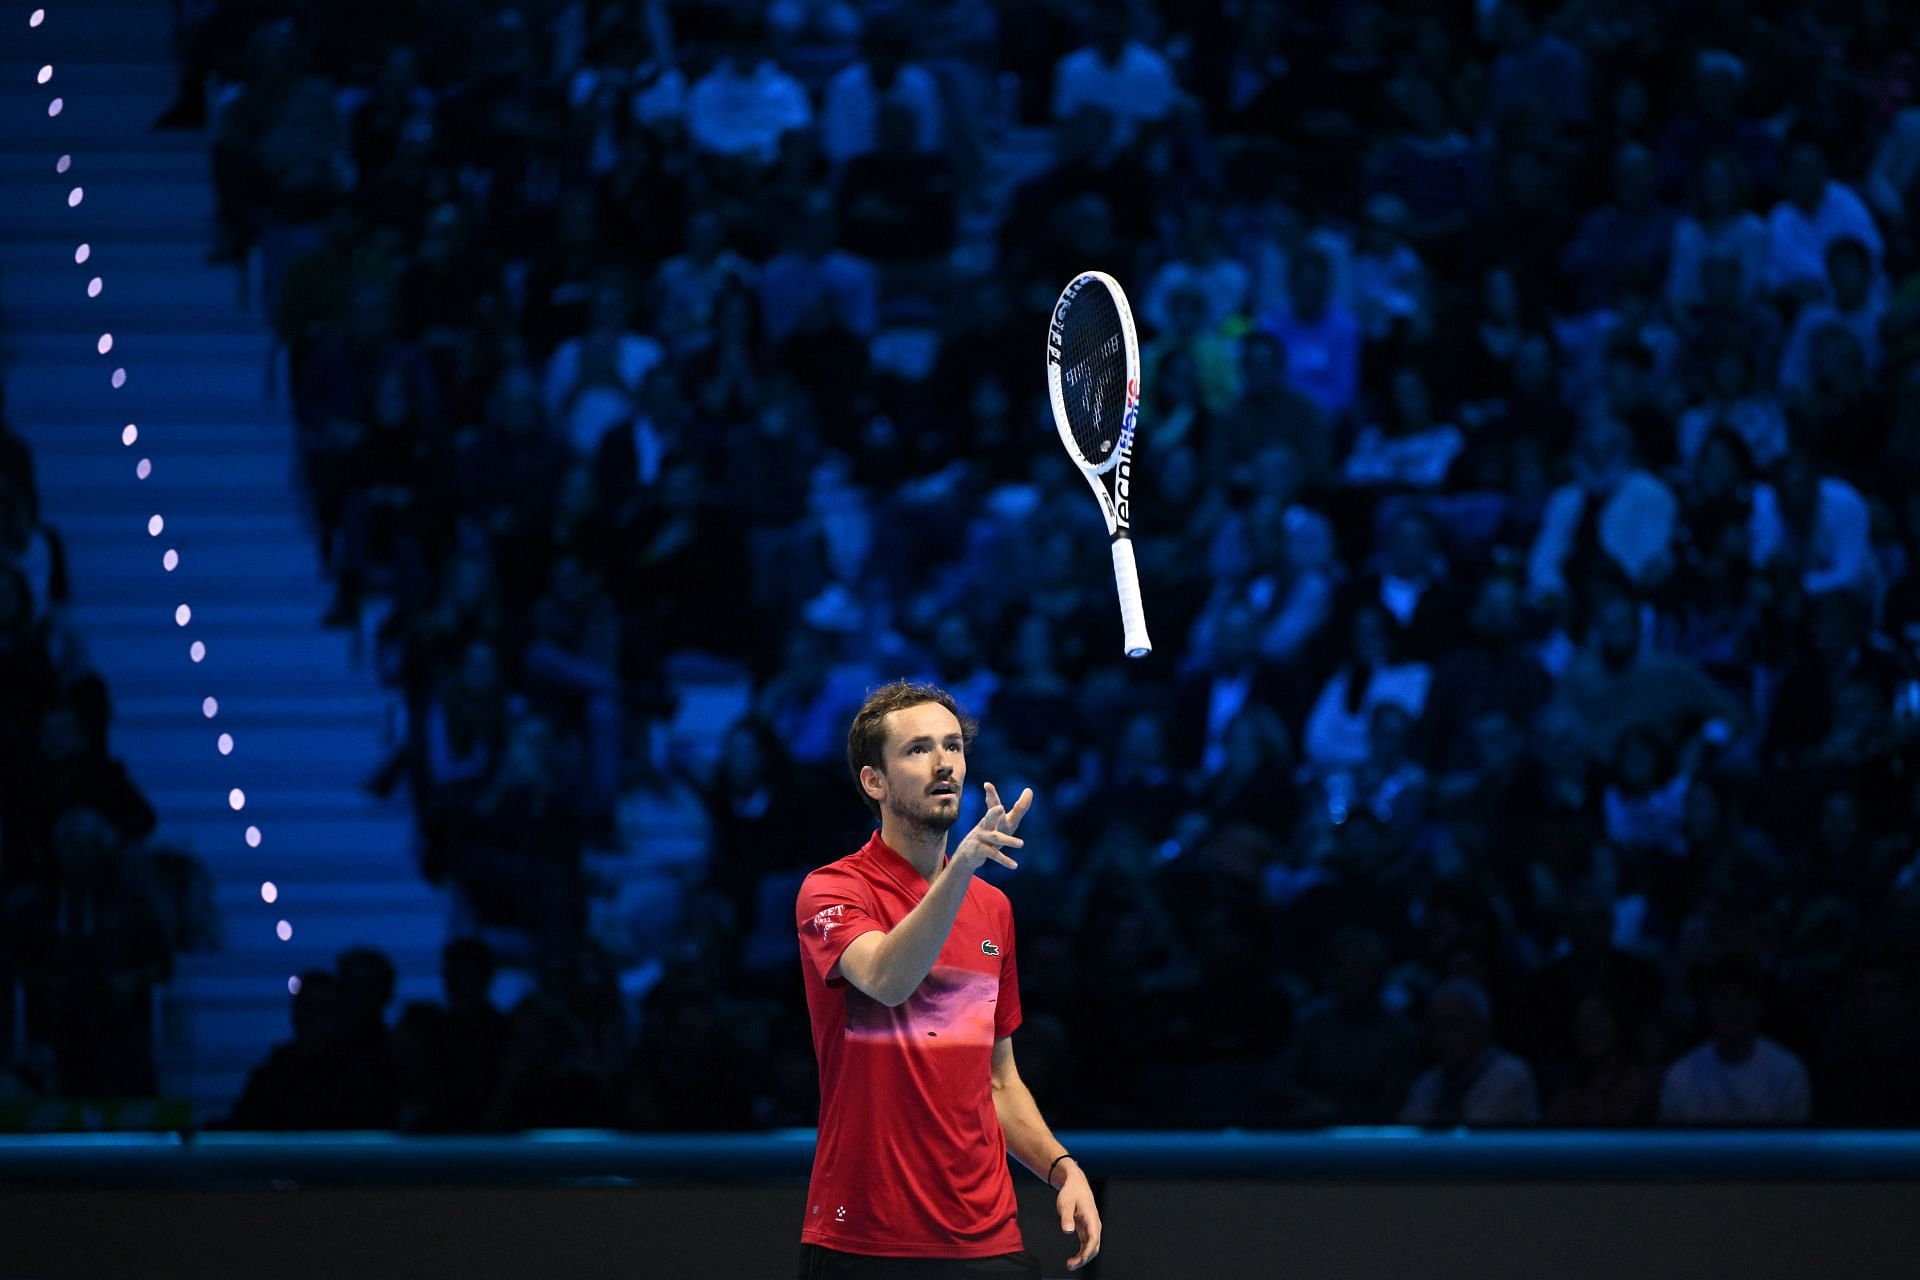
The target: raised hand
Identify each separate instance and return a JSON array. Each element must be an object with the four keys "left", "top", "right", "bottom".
[{"left": 950, "top": 783, "right": 1033, "bottom": 875}]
